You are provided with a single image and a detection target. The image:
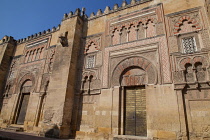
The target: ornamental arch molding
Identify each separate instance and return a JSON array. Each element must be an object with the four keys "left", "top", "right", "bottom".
[
  {"left": 178, "top": 56, "right": 209, "bottom": 70},
  {"left": 15, "top": 73, "right": 36, "bottom": 94},
  {"left": 111, "top": 56, "right": 157, "bottom": 87}
]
